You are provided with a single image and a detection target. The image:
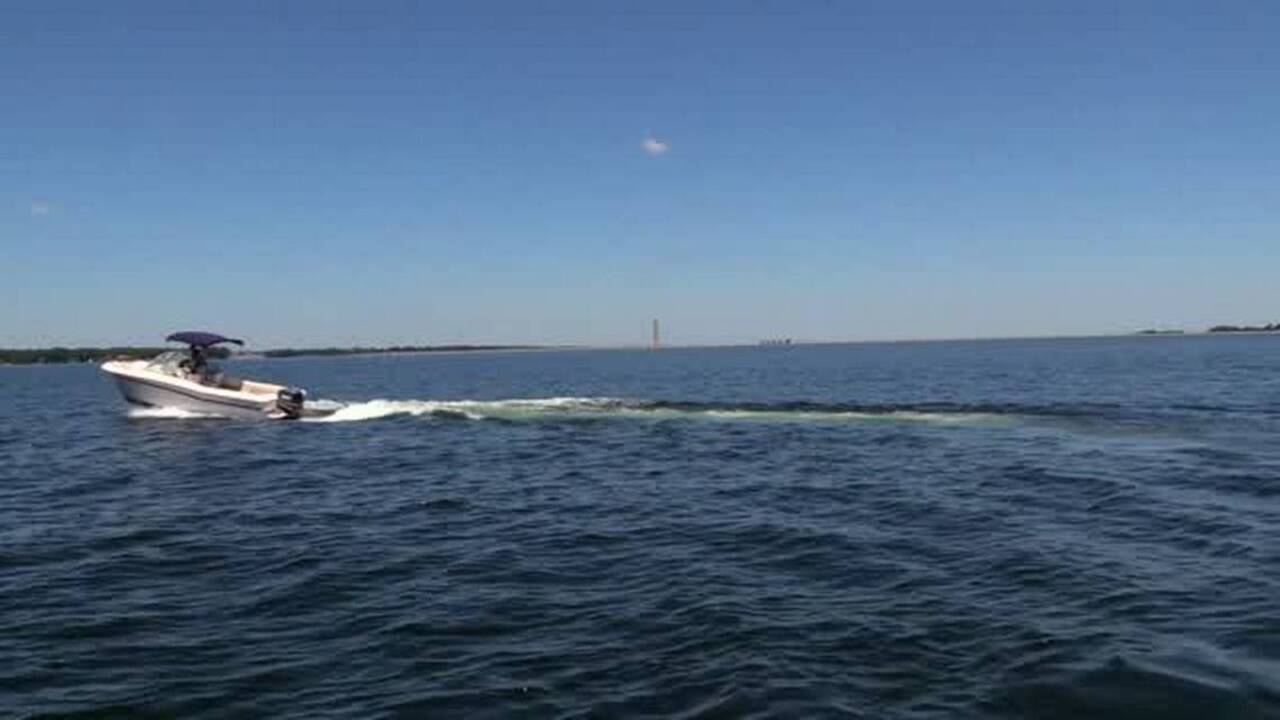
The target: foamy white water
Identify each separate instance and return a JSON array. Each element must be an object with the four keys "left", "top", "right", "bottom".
[
  {"left": 304, "top": 397, "right": 628, "bottom": 423},
  {"left": 301, "top": 397, "right": 1002, "bottom": 426}
]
